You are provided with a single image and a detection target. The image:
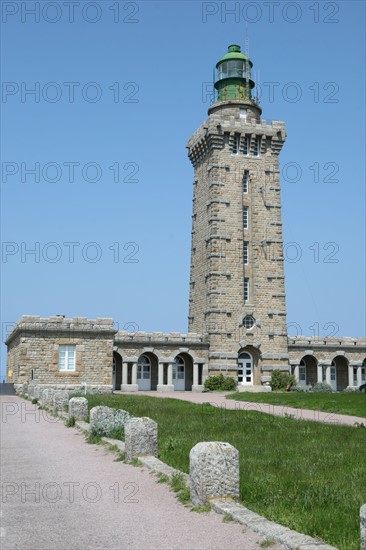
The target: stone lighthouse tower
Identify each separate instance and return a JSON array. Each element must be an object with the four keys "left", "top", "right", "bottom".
[{"left": 187, "top": 45, "right": 289, "bottom": 388}]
